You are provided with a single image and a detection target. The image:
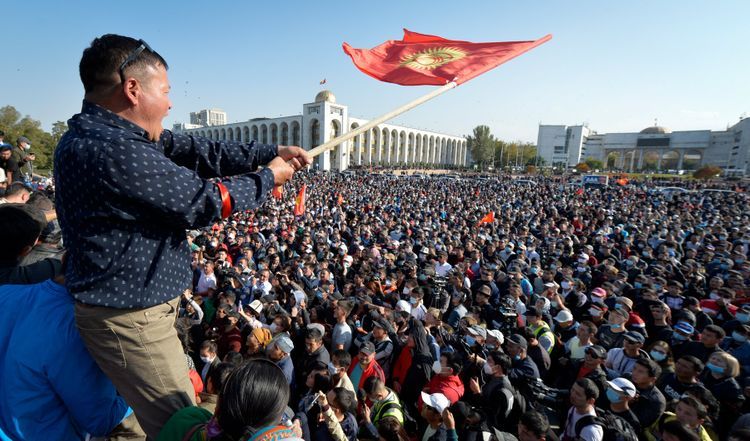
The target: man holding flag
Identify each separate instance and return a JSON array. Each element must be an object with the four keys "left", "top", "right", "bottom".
[{"left": 54, "top": 34, "right": 311, "bottom": 439}]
